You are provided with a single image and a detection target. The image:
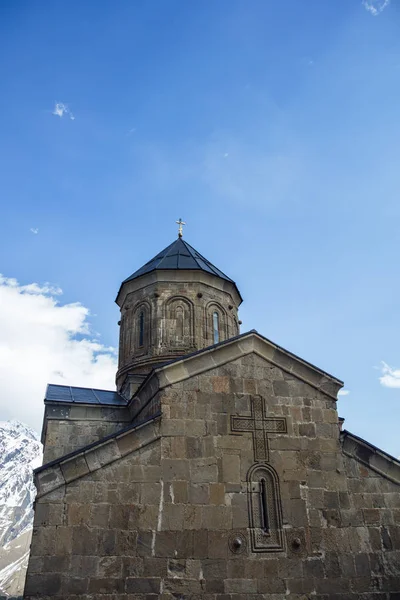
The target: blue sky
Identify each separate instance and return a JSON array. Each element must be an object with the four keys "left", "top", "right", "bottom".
[{"left": 1, "top": 0, "right": 400, "bottom": 455}]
